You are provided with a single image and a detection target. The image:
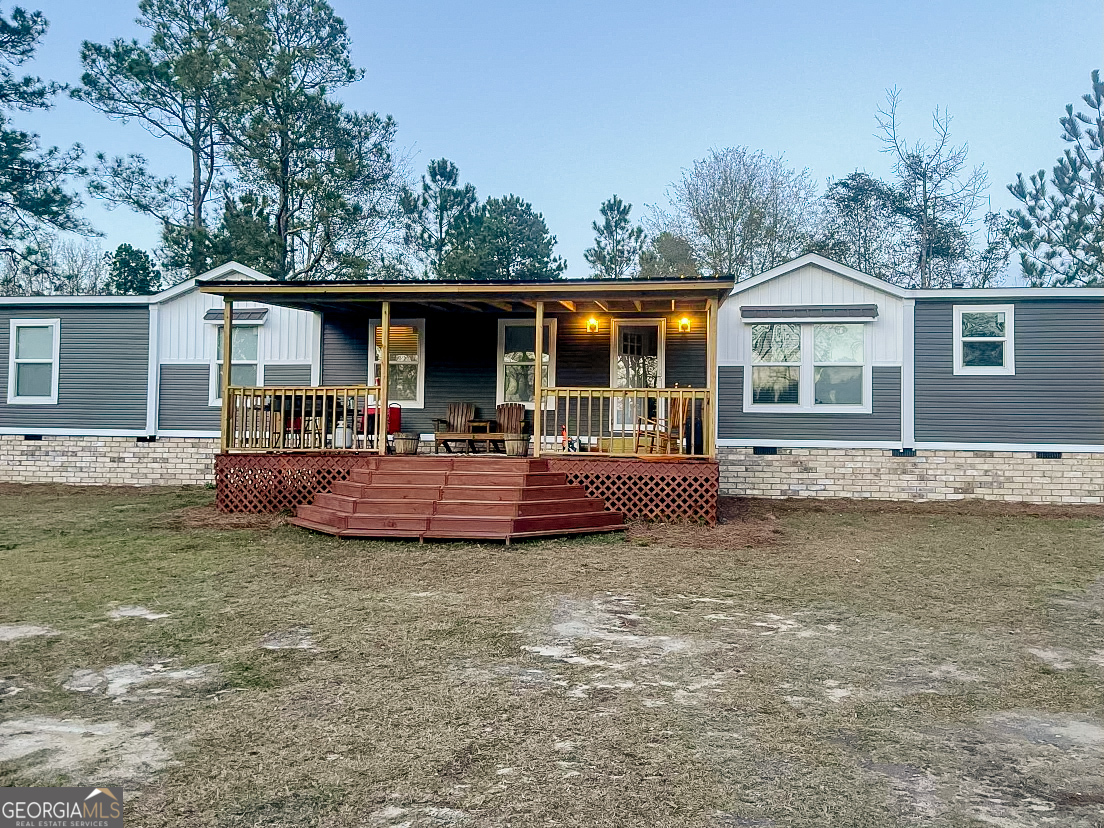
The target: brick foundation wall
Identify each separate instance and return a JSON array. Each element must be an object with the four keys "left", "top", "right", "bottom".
[
  {"left": 0, "top": 435, "right": 218, "bottom": 486},
  {"left": 719, "top": 447, "right": 1104, "bottom": 504}
]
